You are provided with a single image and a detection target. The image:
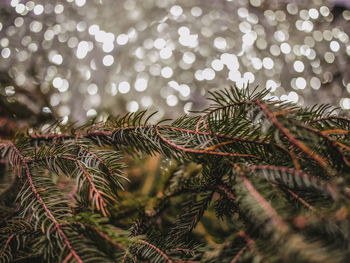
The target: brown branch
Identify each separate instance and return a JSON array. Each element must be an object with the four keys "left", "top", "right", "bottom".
[
  {"left": 25, "top": 155, "right": 110, "bottom": 216},
  {"left": 195, "top": 100, "right": 255, "bottom": 132},
  {"left": 286, "top": 189, "right": 314, "bottom": 211},
  {"left": 59, "top": 222, "right": 124, "bottom": 250},
  {"left": 248, "top": 165, "right": 337, "bottom": 199},
  {"left": 255, "top": 99, "right": 332, "bottom": 174},
  {"left": 298, "top": 124, "right": 350, "bottom": 168},
  {"left": 306, "top": 116, "right": 350, "bottom": 125},
  {"left": 231, "top": 243, "right": 249, "bottom": 263},
  {"left": 155, "top": 127, "right": 257, "bottom": 159},
  {"left": 217, "top": 184, "right": 235, "bottom": 200},
  {"left": 77, "top": 144, "right": 115, "bottom": 178},
  {"left": 139, "top": 239, "right": 173, "bottom": 263},
  {"left": 0, "top": 234, "right": 14, "bottom": 259},
  {"left": 241, "top": 176, "right": 287, "bottom": 230},
  {"left": 2, "top": 142, "right": 83, "bottom": 263}
]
